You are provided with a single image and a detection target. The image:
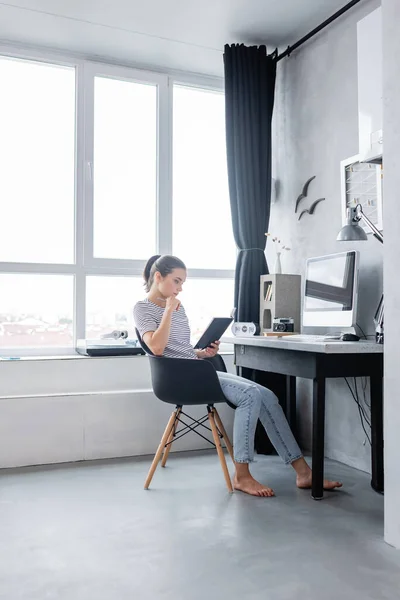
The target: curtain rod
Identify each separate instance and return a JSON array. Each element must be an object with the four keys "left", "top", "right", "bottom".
[{"left": 276, "top": 0, "right": 362, "bottom": 61}]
